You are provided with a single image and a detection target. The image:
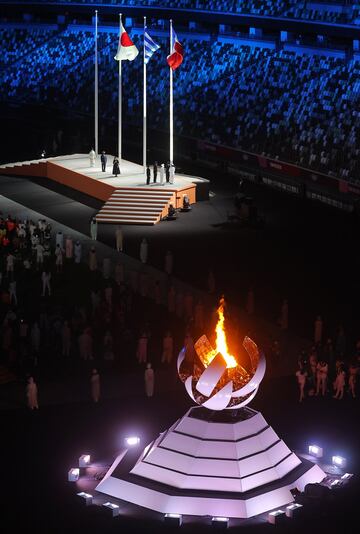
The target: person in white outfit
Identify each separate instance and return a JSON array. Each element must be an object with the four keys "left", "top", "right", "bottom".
[
  {"left": 90, "top": 217, "right": 98, "bottom": 240},
  {"left": 89, "top": 148, "right": 96, "bottom": 167},
  {"left": 159, "top": 163, "right": 165, "bottom": 185},
  {"left": 144, "top": 363, "right": 154, "bottom": 397},
  {"left": 36, "top": 243, "right": 44, "bottom": 268},
  {"left": 296, "top": 363, "right": 307, "bottom": 402},
  {"left": 333, "top": 365, "right": 346, "bottom": 399},
  {"left": 316, "top": 360, "right": 328, "bottom": 396},
  {"left": 26, "top": 376, "right": 39, "bottom": 410},
  {"left": 169, "top": 163, "right": 175, "bottom": 184},
  {"left": 55, "top": 244, "right": 63, "bottom": 273},
  {"left": 56, "top": 231, "right": 64, "bottom": 249},
  {"left": 140, "top": 238, "right": 148, "bottom": 264}
]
